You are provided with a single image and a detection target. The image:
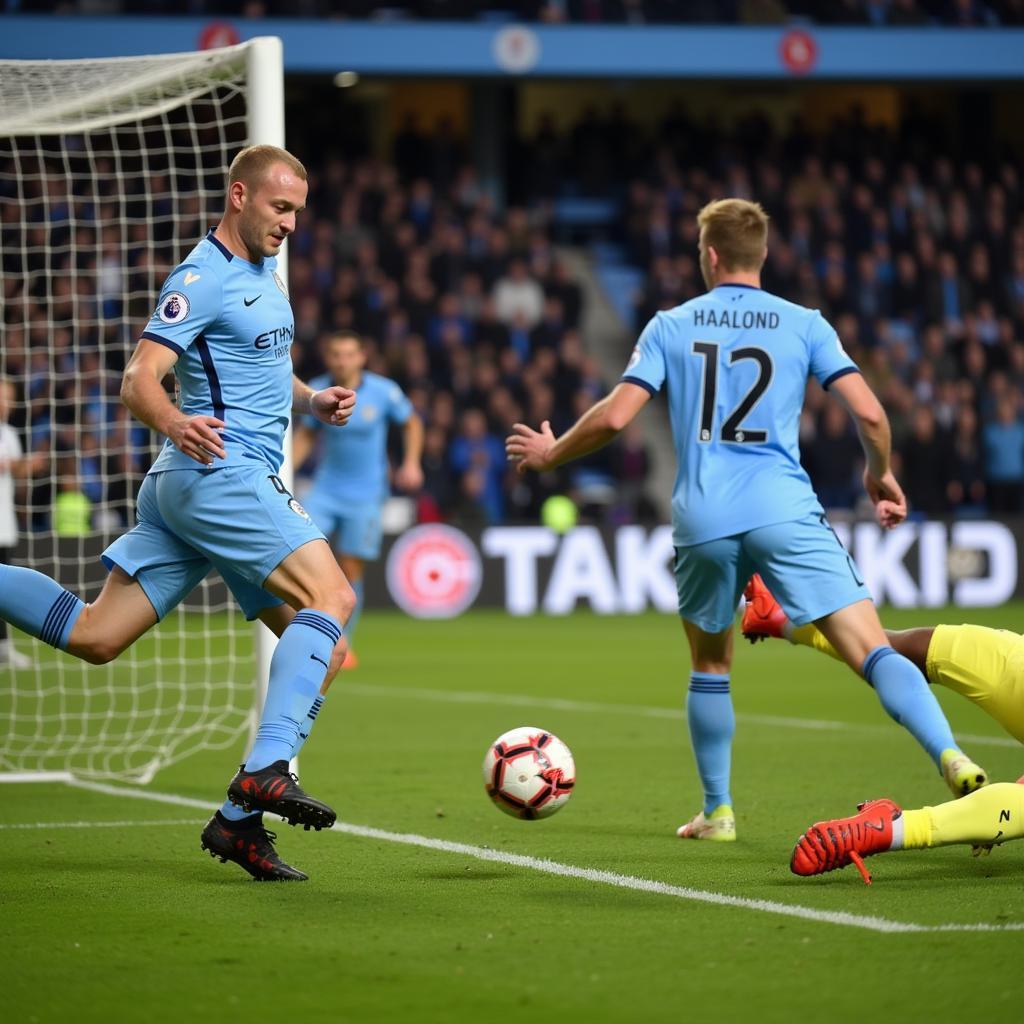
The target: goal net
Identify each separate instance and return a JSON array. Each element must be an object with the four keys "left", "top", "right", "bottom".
[{"left": 0, "top": 39, "right": 284, "bottom": 783}]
